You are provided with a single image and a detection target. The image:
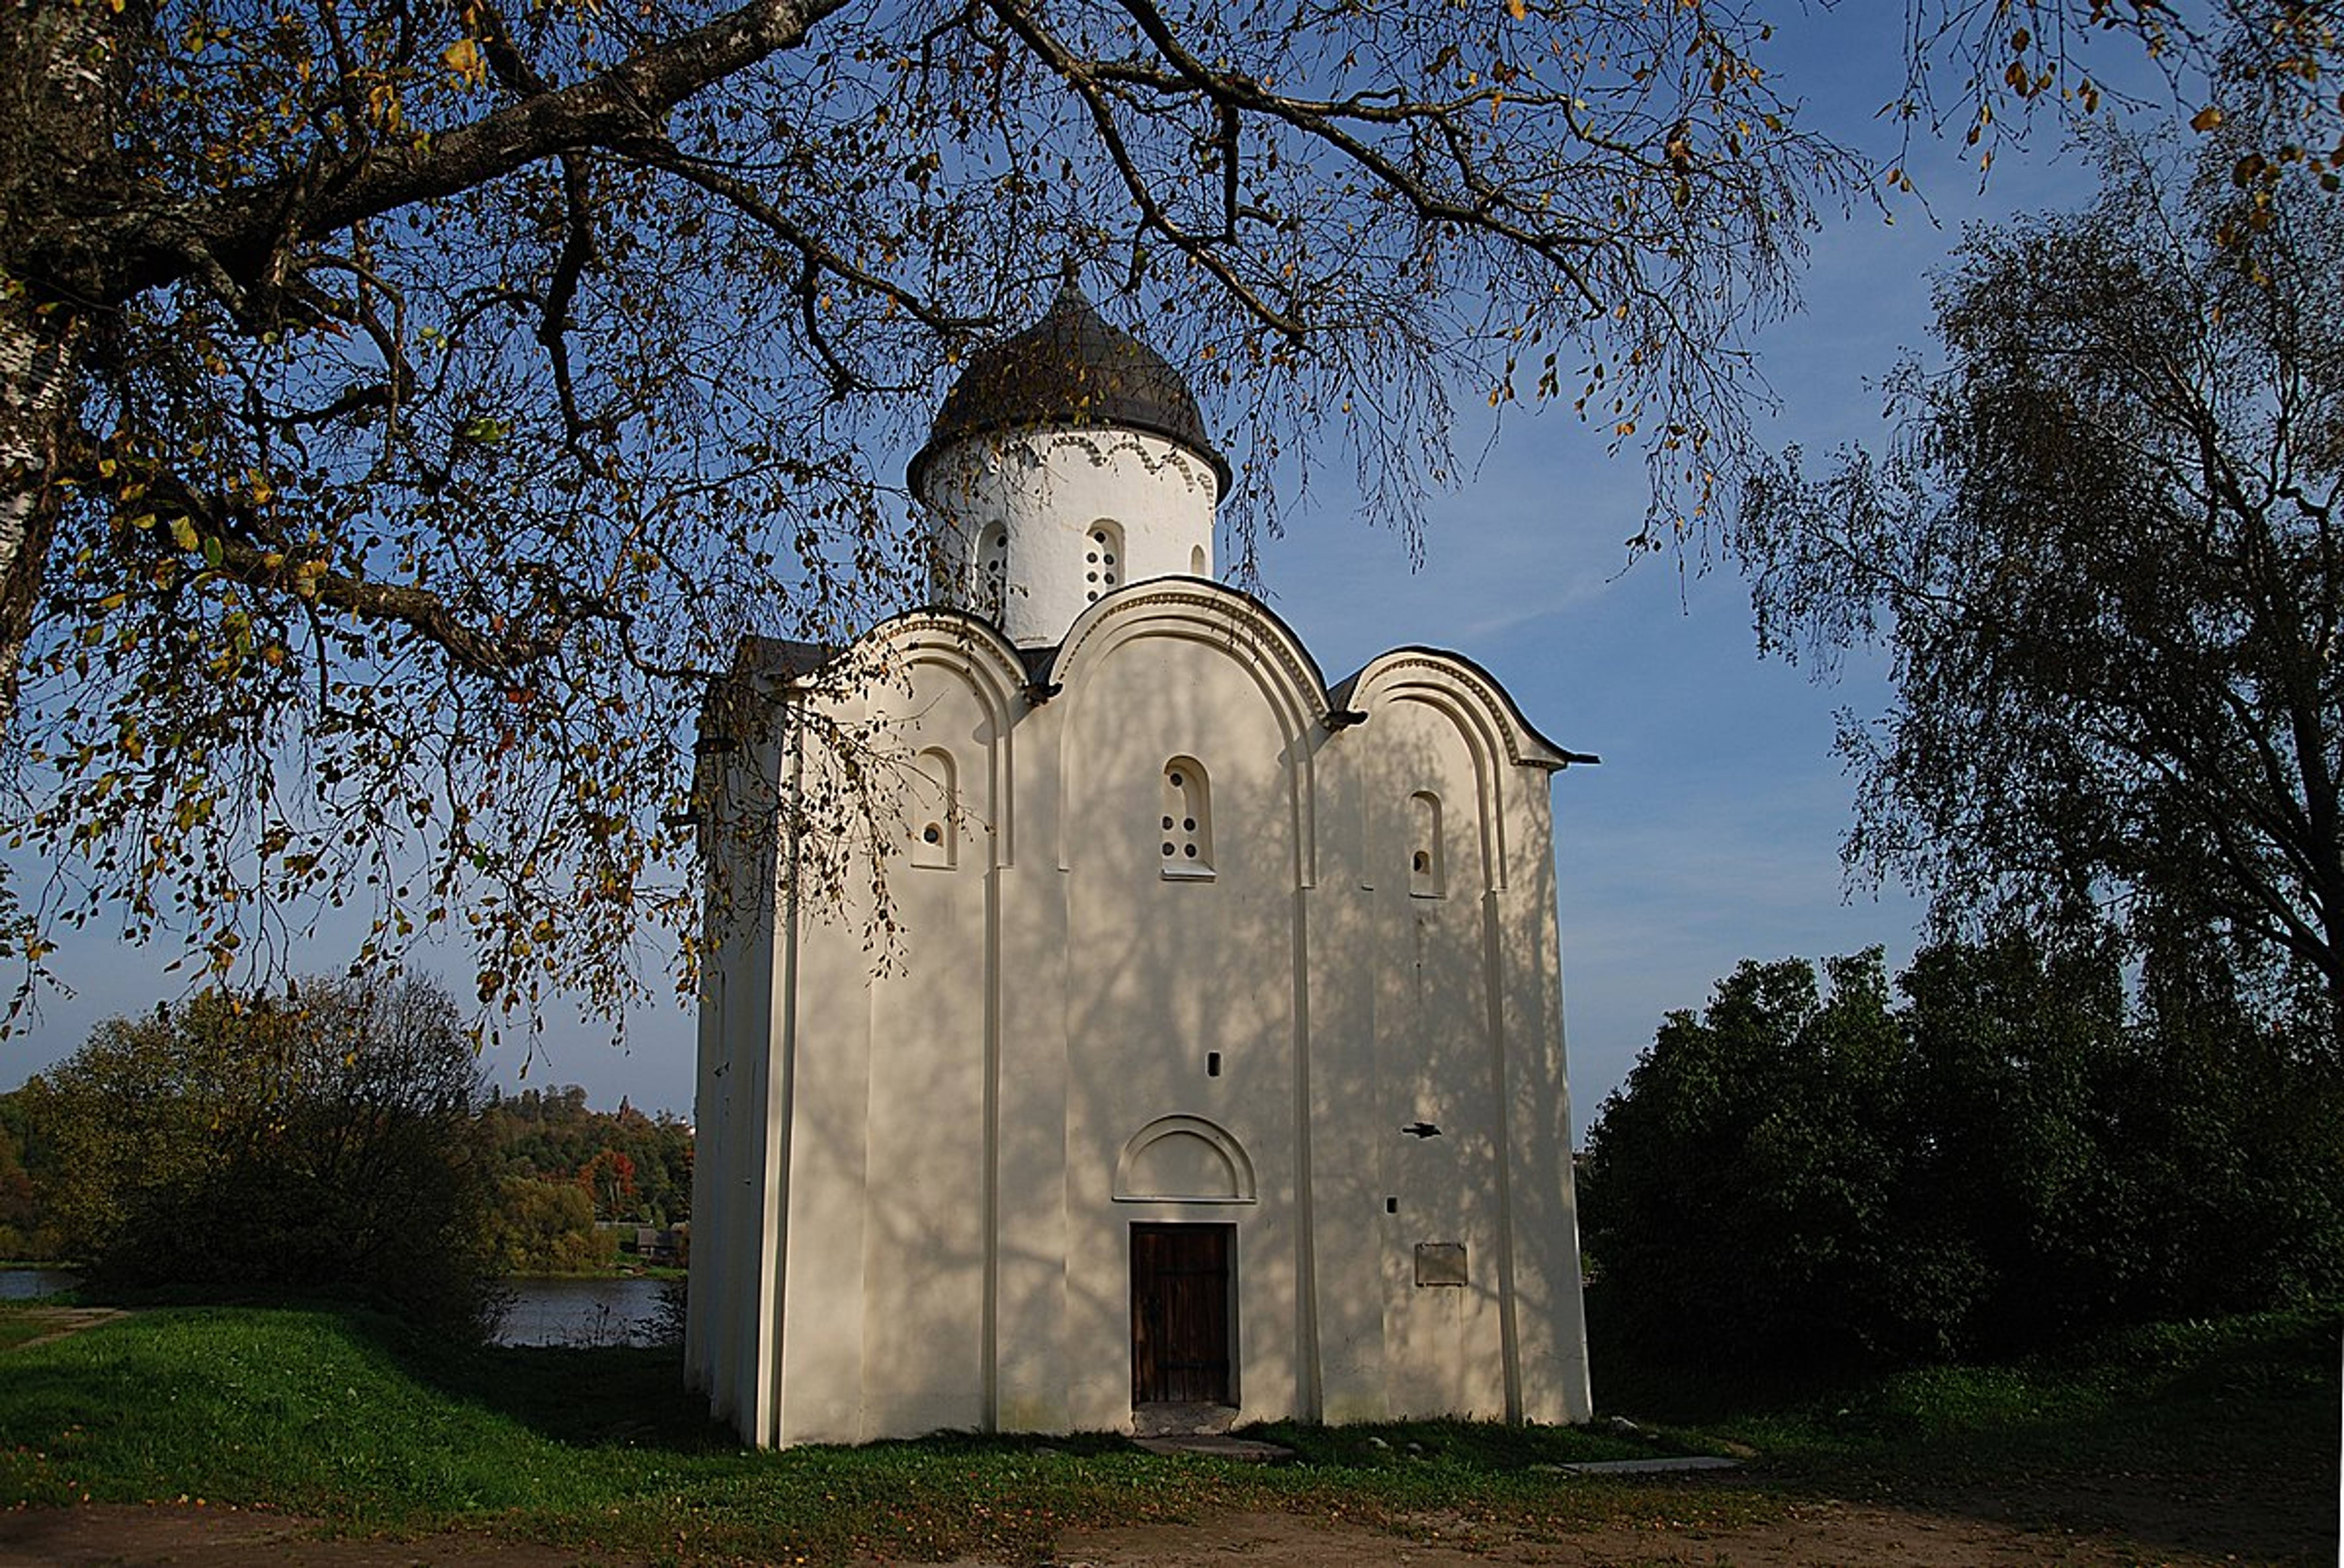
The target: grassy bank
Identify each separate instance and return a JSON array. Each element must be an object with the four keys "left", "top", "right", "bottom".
[
  {"left": 0, "top": 1301, "right": 2332, "bottom": 1563},
  {"left": 0, "top": 1304, "right": 1710, "bottom": 1560},
  {"left": 1608, "top": 1311, "right": 2341, "bottom": 1563}
]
